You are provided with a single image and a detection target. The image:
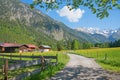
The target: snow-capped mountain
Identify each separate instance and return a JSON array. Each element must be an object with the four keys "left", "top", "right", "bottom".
[
  {"left": 75, "top": 27, "right": 119, "bottom": 37},
  {"left": 75, "top": 27, "right": 120, "bottom": 42}
]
